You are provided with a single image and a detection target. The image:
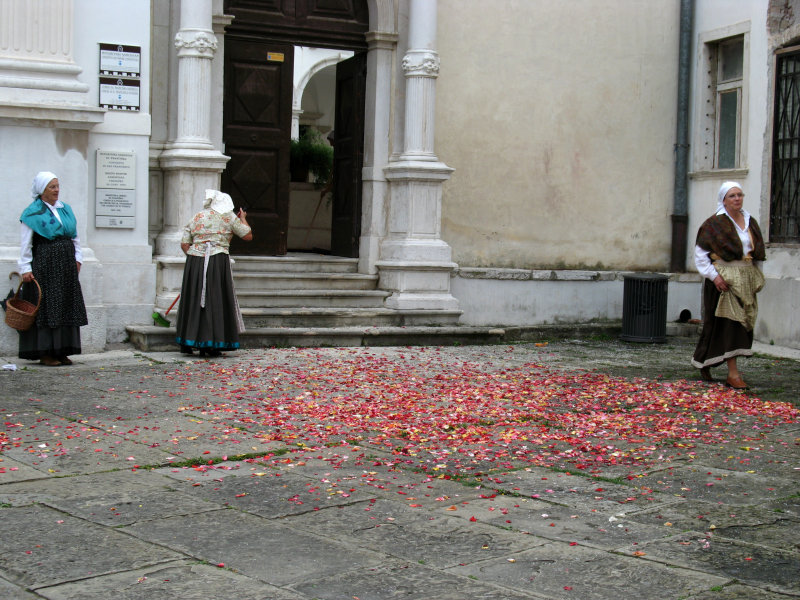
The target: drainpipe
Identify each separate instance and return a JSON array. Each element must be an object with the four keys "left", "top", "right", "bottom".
[{"left": 670, "top": 0, "right": 694, "bottom": 272}]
